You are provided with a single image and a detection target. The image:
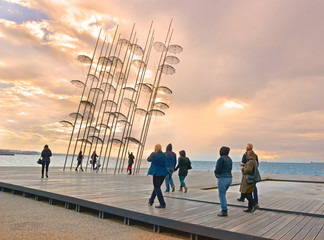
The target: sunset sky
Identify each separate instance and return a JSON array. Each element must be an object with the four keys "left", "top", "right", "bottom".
[{"left": 1, "top": 0, "right": 324, "bottom": 162}]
